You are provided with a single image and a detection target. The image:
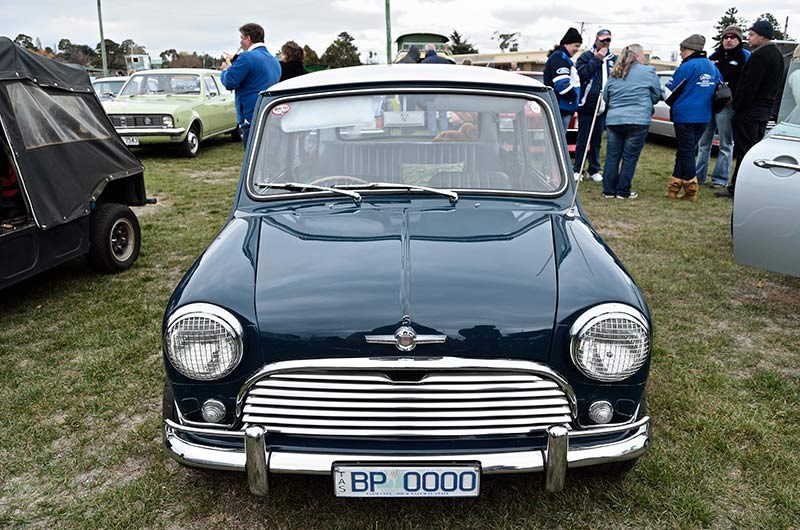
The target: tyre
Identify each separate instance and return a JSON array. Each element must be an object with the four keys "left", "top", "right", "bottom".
[
  {"left": 178, "top": 122, "right": 201, "bottom": 157},
  {"left": 230, "top": 126, "right": 242, "bottom": 143},
  {"left": 162, "top": 379, "right": 178, "bottom": 423},
  {"left": 87, "top": 203, "right": 141, "bottom": 273}
]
